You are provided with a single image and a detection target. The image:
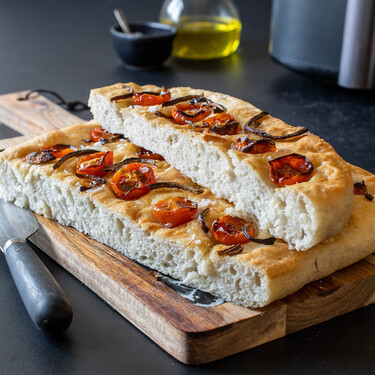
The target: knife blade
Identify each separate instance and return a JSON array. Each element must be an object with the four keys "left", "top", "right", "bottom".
[
  {"left": 138, "top": 262, "right": 225, "bottom": 307},
  {"left": 0, "top": 198, "right": 73, "bottom": 333}
]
